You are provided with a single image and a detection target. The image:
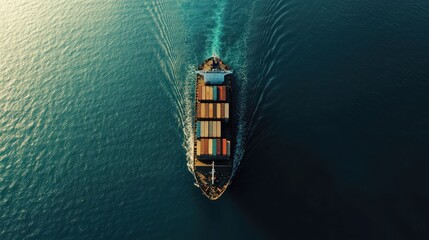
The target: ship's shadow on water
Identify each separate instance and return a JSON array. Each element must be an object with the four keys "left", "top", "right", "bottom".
[{"left": 228, "top": 128, "right": 353, "bottom": 239}]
